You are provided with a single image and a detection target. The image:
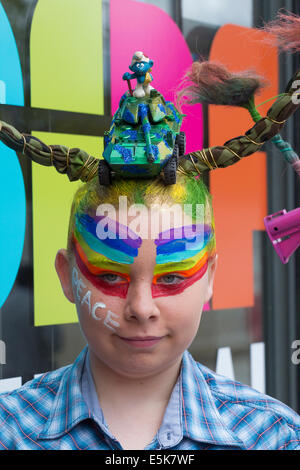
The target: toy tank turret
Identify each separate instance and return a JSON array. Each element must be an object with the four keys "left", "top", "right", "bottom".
[{"left": 98, "top": 52, "right": 186, "bottom": 186}]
